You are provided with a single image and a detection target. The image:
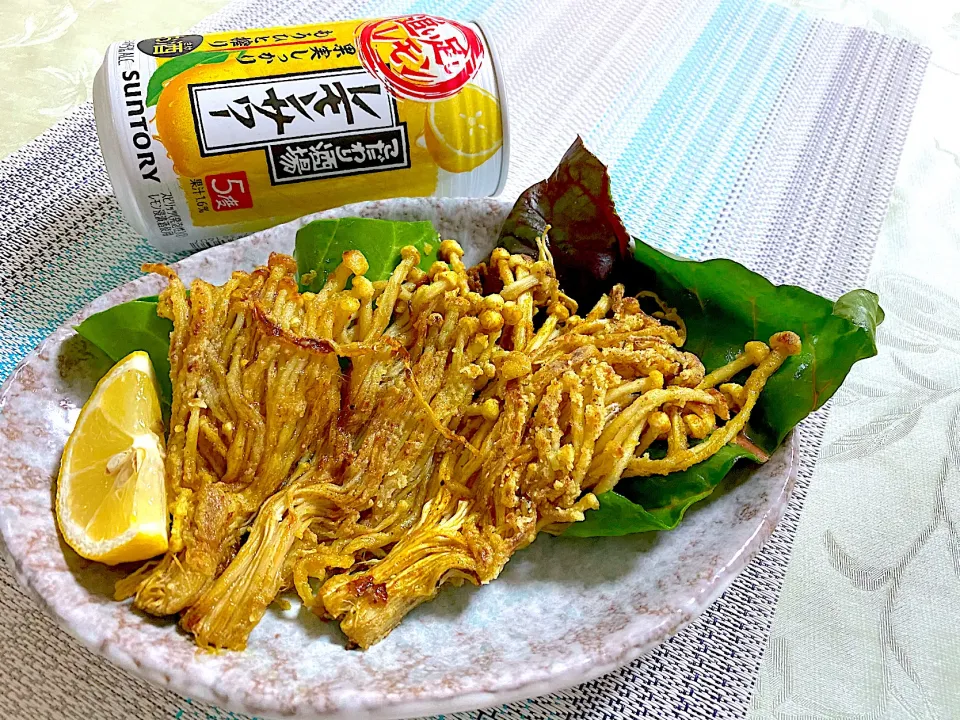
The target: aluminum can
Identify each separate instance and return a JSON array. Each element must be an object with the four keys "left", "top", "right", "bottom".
[{"left": 93, "top": 15, "right": 508, "bottom": 251}]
